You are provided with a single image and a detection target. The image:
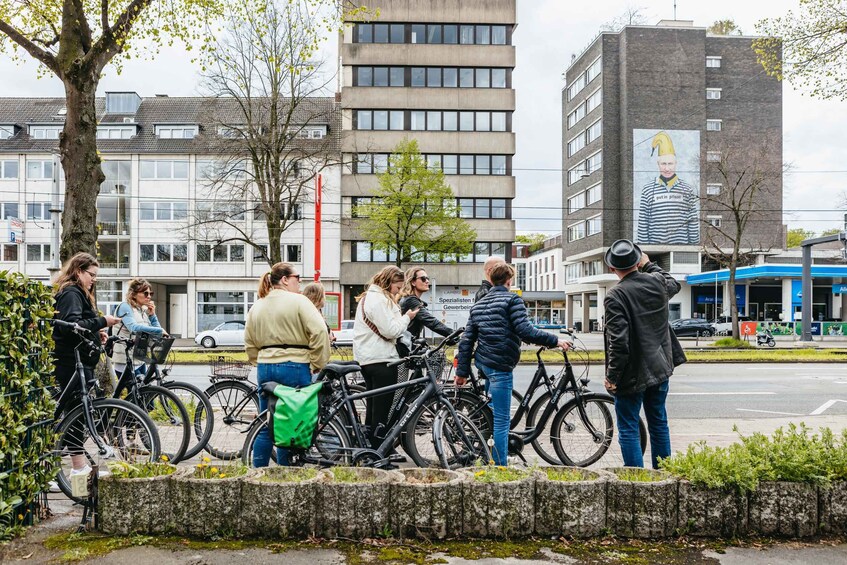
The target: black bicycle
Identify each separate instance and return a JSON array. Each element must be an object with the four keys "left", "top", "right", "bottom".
[
  {"left": 241, "top": 329, "right": 491, "bottom": 469},
  {"left": 49, "top": 320, "right": 161, "bottom": 501}
]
